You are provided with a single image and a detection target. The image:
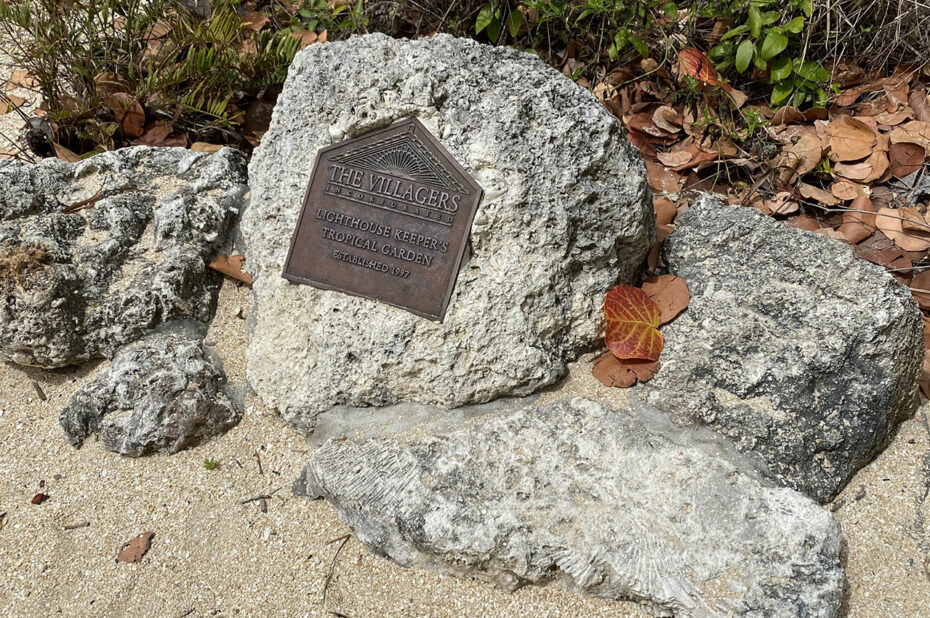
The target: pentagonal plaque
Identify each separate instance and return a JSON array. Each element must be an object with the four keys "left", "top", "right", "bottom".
[{"left": 282, "top": 118, "right": 483, "bottom": 321}]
